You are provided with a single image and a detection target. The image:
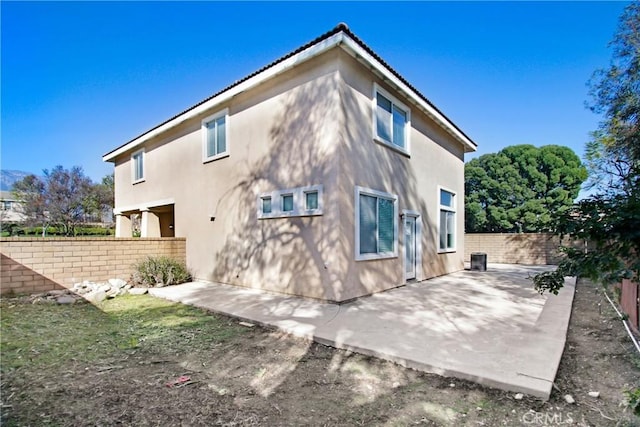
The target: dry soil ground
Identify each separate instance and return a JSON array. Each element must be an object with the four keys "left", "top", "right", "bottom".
[{"left": 1, "top": 279, "right": 639, "bottom": 426}]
